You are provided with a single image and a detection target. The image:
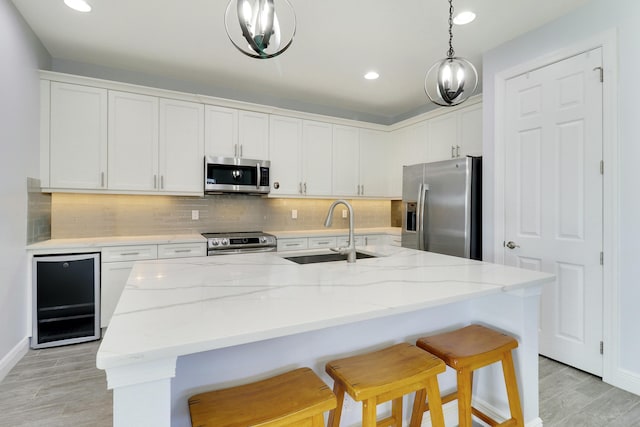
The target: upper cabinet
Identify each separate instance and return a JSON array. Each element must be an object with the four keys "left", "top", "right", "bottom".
[
  {"left": 108, "top": 91, "right": 159, "bottom": 191},
  {"left": 158, "top": 98, "right": 205, "bottom": 193},
  {"left": 427, "top": 102, "right": 482, "bottom": 162},
  {"left": 359, "top": 129, "right": 391, "bottom": 198},
  {"left": 268, "top": 116, "right": 332, "bottom": 197},
  {"left": 48, "top": 82, "right": 108, "bottom": 190},
  {"left": 332, "top": 125, "right": 360, "bottom": 197},
  {"left": 204, "top": 106, "right": 269, "bottom": 160}
]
